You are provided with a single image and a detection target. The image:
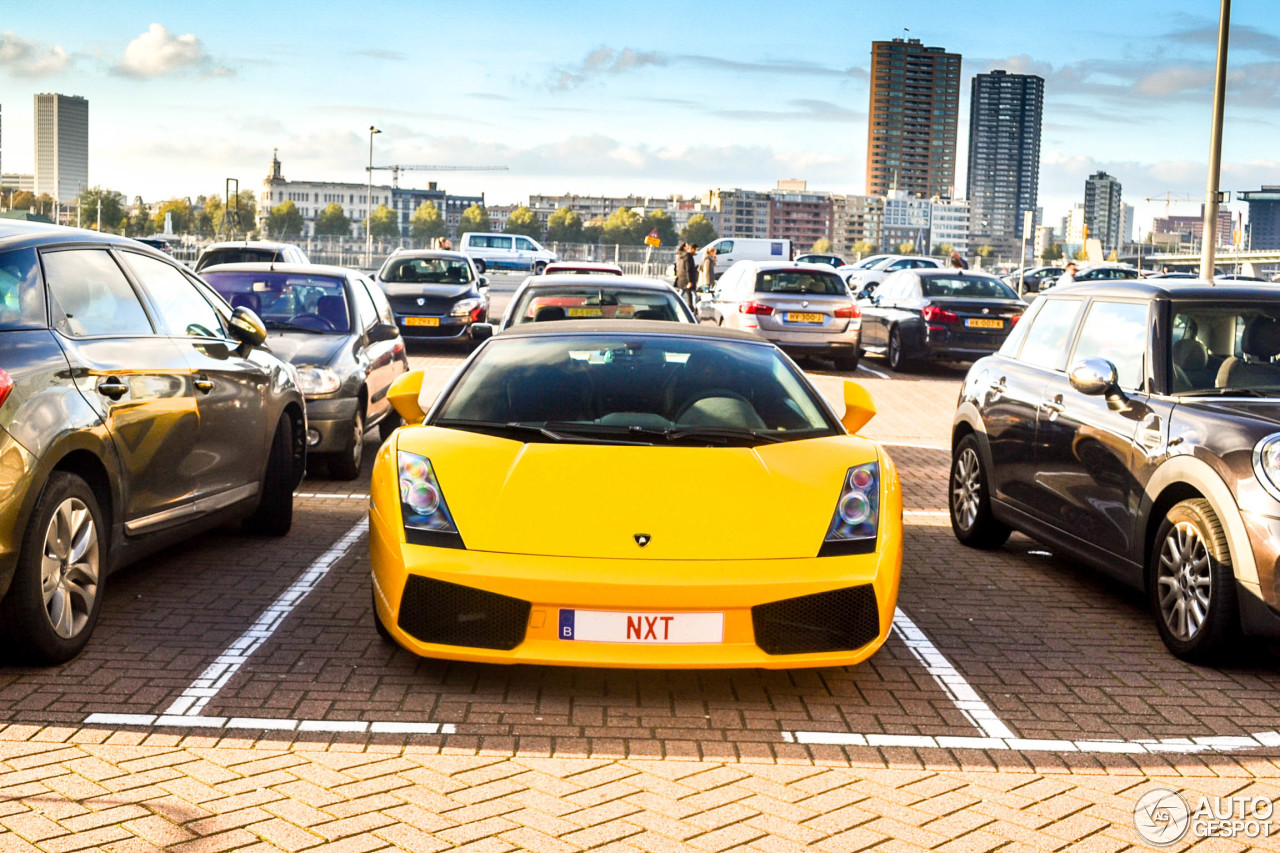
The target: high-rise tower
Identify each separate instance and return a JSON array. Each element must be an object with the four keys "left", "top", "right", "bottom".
[
  {"left": 965, "top": 70, "right": 1043, "bottom": 259},
  {"left": 34, "top": 93, "right": 88, "bottom": 203},
  {"left": 865, "top": 38, "right": 961, "bottom": 199}
]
